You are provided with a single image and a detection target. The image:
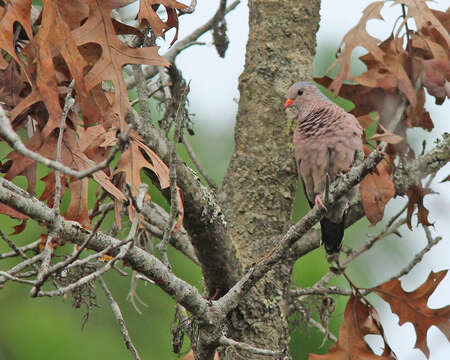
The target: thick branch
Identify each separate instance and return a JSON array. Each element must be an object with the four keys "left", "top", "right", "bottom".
[
  {"left": 142, "top": 202, "right": 198, "bottom": 264},
  {"left": 216, "top": 150, "right": 384, "bottom": 314},
  {"left": 126, "top": 108, "right": 241, "bottom": 296},
  {"left": 0, "top": 177, "right": 209, "bottom": 320}
]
